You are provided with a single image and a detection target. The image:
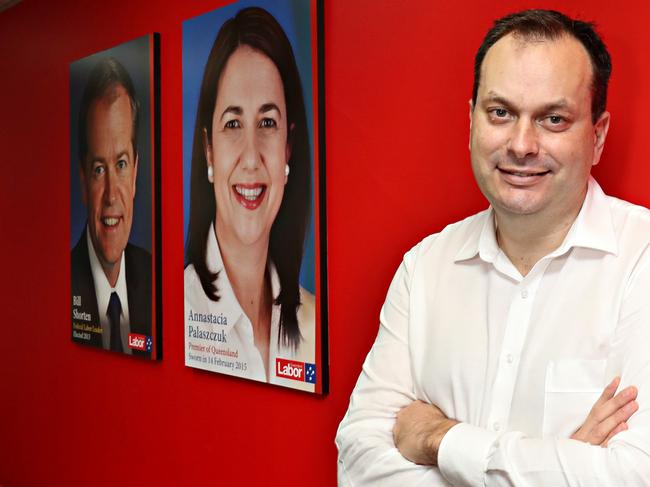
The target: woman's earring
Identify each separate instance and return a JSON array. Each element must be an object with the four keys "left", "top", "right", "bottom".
[
  {"left": 285, "top": 164, "right": 290, "bottom": 178},
  {"left": 207, "top": 166, "right": 214, "bottom": 183}
]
